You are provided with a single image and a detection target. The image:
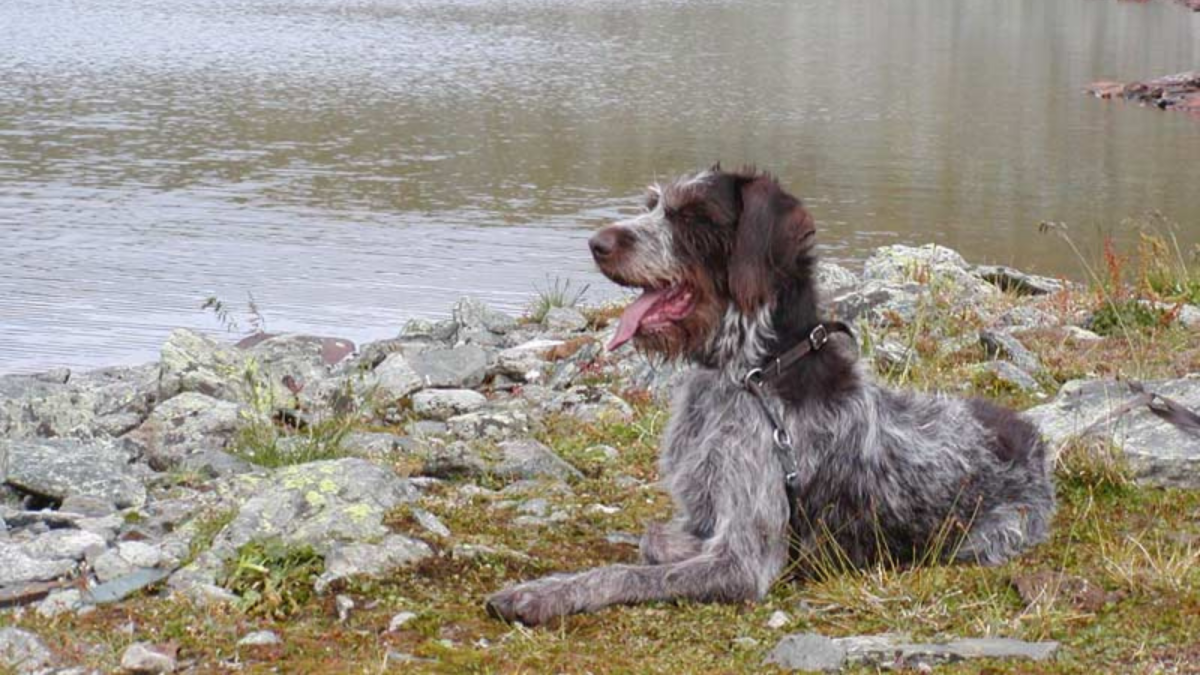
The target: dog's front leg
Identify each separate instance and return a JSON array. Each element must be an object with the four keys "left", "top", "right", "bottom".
[
  {"left": 639, "top": 520, "right": 704, "bottom": 565},
  {"left": 487, "top": 516, "right": 789, "bottom": 625}
]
